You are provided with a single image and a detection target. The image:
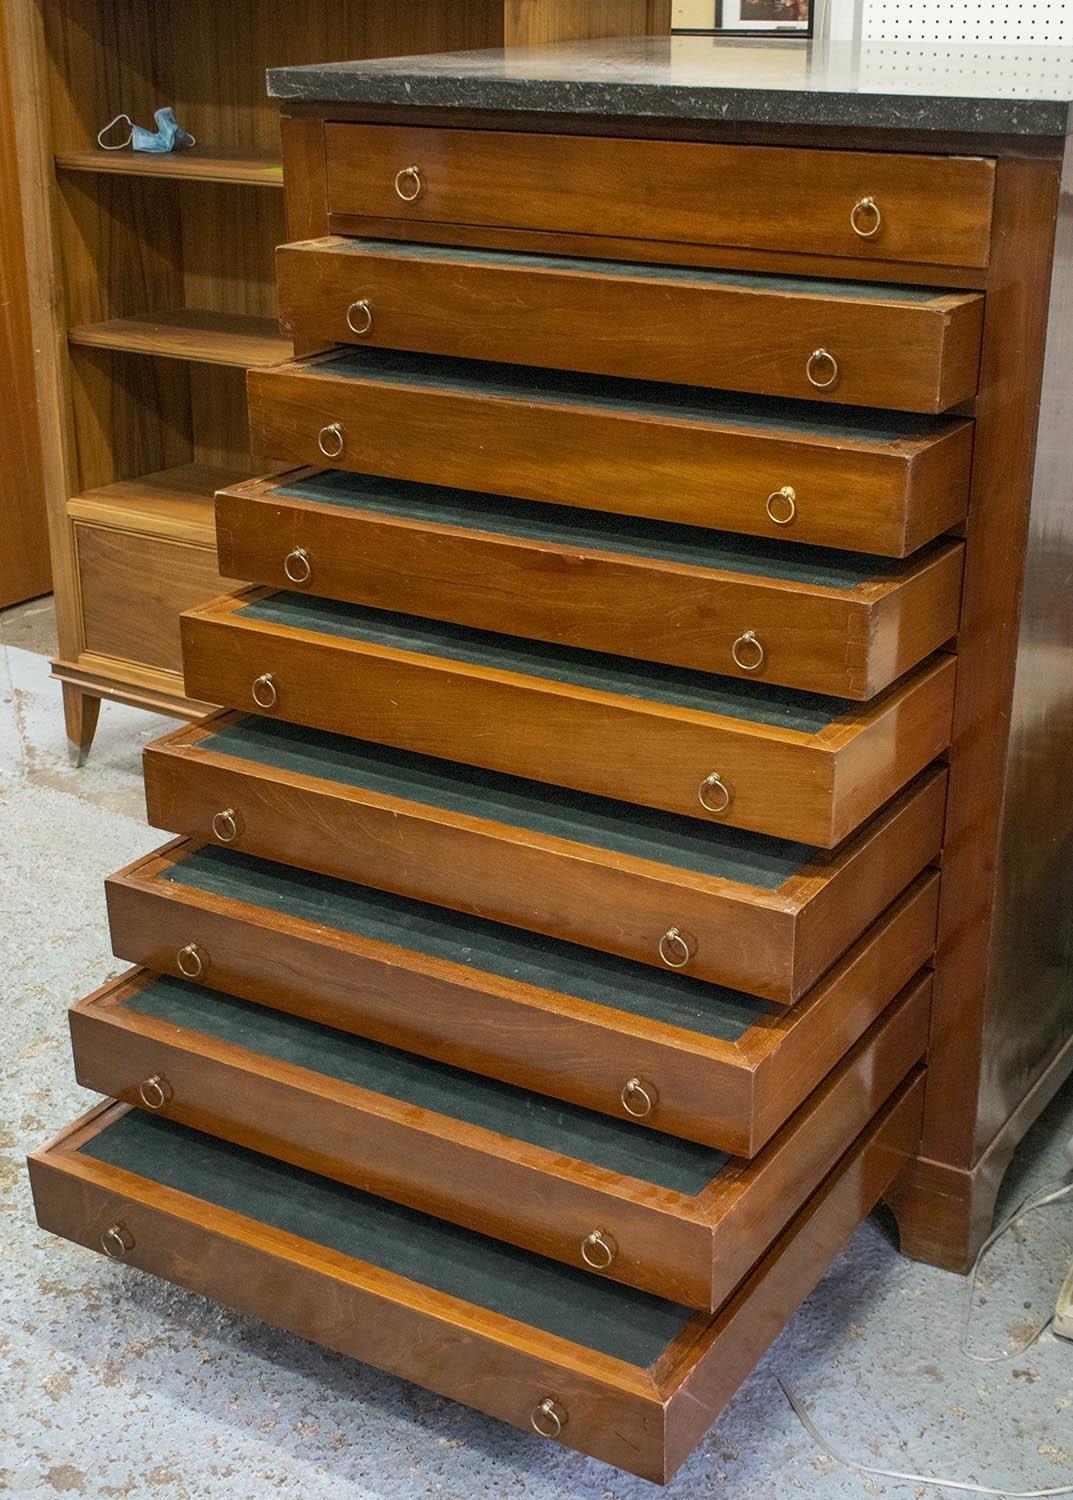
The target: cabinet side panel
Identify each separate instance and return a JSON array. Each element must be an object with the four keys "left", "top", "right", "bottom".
[{"left": 978, "top": 142, "right": 1073, "bottom": 1153}]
